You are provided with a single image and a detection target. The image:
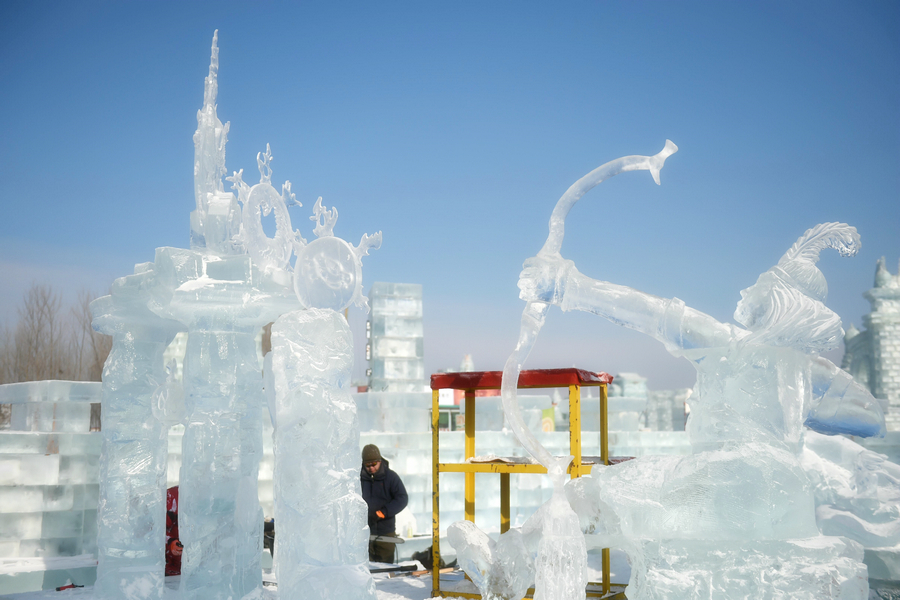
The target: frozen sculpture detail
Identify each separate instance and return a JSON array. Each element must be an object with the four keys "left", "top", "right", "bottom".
[{"left": 91, "top": 31, "right": 379, "bottom": 600}]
